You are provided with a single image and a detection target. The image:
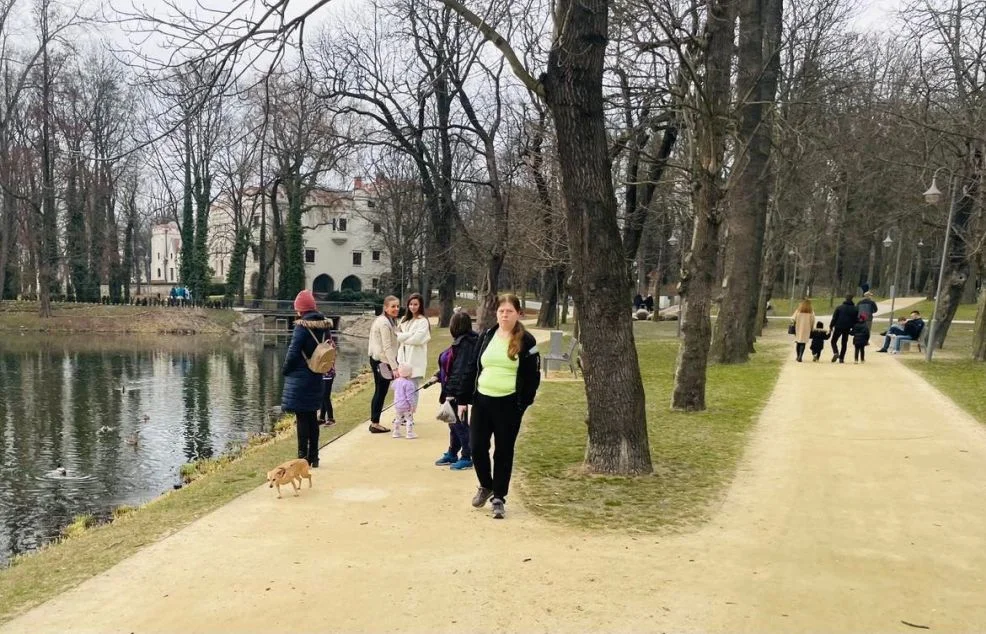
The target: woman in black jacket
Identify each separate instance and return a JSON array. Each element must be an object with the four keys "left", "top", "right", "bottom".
[
  {"left": 433, "top": 311, "right": 480, "bottom": 470},
  {"left": 469, "top": 294, "right": 541, "bottom": 519},
  {"left": 281, "top": 290, "right": 333, "bottom": 468}
]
